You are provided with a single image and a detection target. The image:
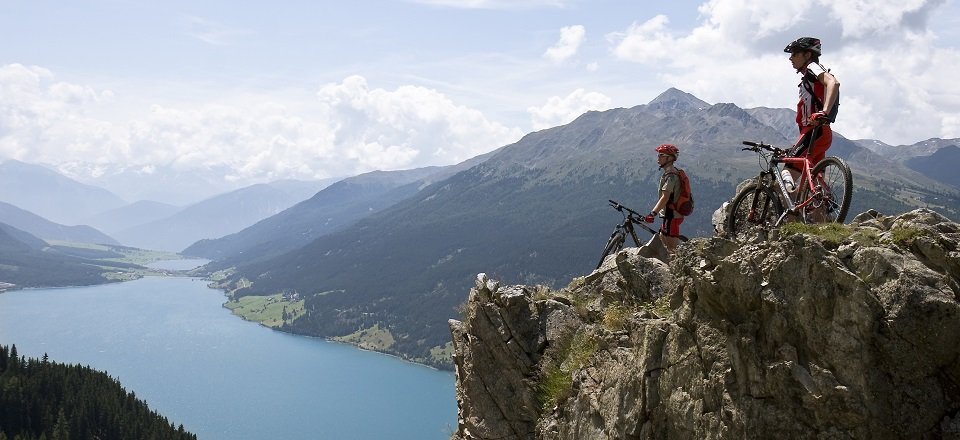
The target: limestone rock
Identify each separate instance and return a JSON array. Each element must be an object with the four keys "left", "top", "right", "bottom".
[
  {"left": 450, "top": 209, "right": 960, "bottom": 440},
  {"left": 450, "top": 281, "right": 582, "bottom": 440}
]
